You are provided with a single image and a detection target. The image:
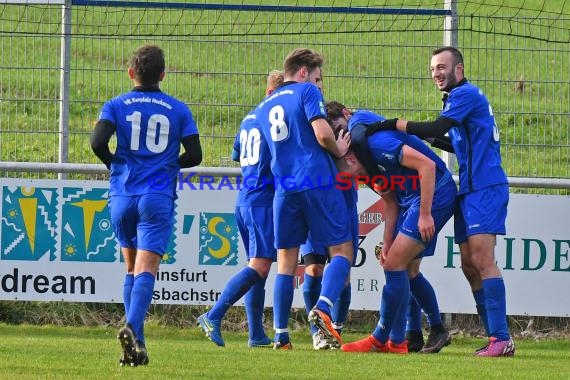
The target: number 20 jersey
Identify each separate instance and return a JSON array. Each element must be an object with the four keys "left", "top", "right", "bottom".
[
  {"left": 99, "top": 89, "right": 198, "bottom": 197},
  {"left": 232, "top": 111, "right": 275, "bottom": 206},
  {"left": 255, "top": 82, "right": 335, "bottom": 194}
]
